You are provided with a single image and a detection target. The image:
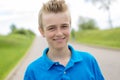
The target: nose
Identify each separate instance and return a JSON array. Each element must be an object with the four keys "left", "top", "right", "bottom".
[{"left": 56, "top": 28, "right": 63, "bottom": 37}]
